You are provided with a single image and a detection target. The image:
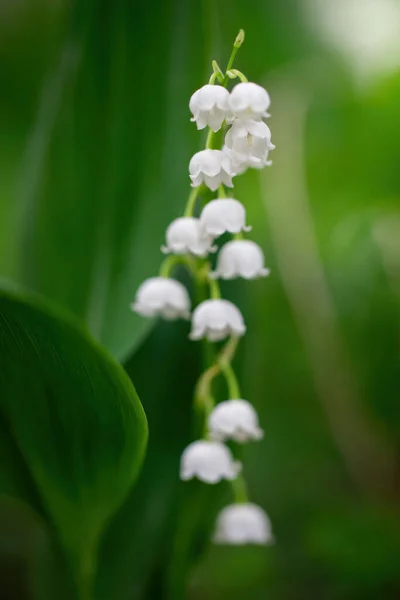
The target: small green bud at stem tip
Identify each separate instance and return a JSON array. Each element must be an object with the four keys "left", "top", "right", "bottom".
[
  {"left": 234, "top": 29, "right": 245, "bottom": 48},
  {"left": 212, "top": 60, "right": 223, "bottom": 74}
]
